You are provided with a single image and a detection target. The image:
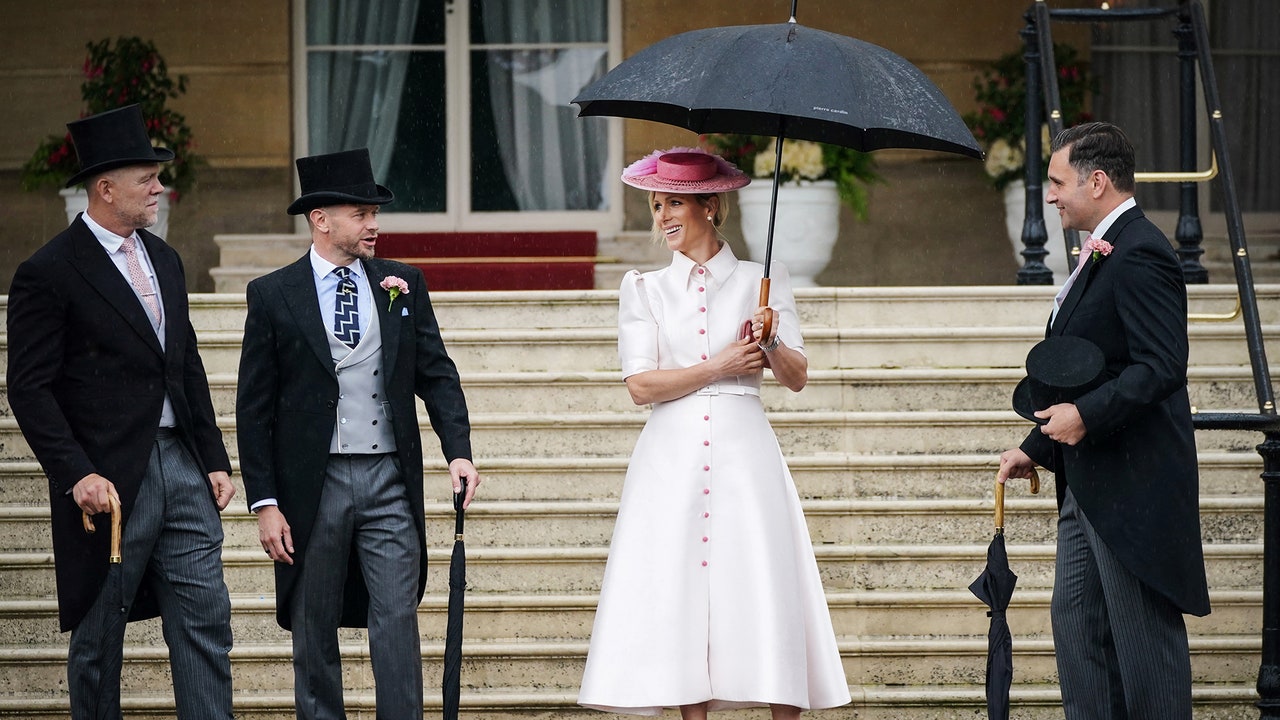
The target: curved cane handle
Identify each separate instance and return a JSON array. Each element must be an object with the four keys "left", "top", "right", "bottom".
[
  {"left": 994, "top": 468, "right": 1041, "bottom": 532},
  {"left": 82, "top": 495, "right": 122, "bottom": 564}
]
